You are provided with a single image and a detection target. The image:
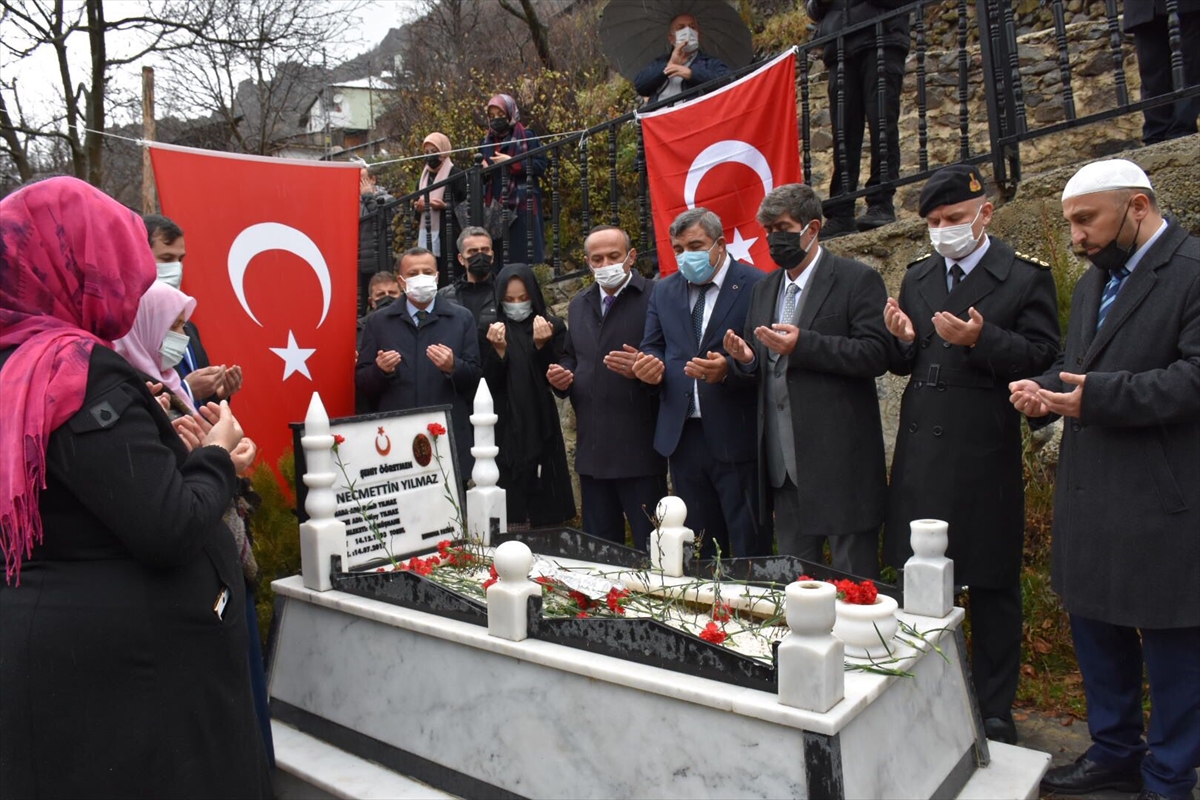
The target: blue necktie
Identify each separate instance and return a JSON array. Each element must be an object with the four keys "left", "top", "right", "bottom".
[
  {"left": 687, "top": 284, "right": 712, "bottom": 416},
  {"left": 1096, "top": 266, "right": 1130, "bottom": 331}
]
